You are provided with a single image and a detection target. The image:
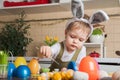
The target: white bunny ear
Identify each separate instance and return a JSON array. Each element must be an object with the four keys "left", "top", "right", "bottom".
[
  {"left": 71, "top": 0, "right": 84, "bottom": 19},
  {"left": 89, "top": 10, "right": 109, "bottom": 24}
]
